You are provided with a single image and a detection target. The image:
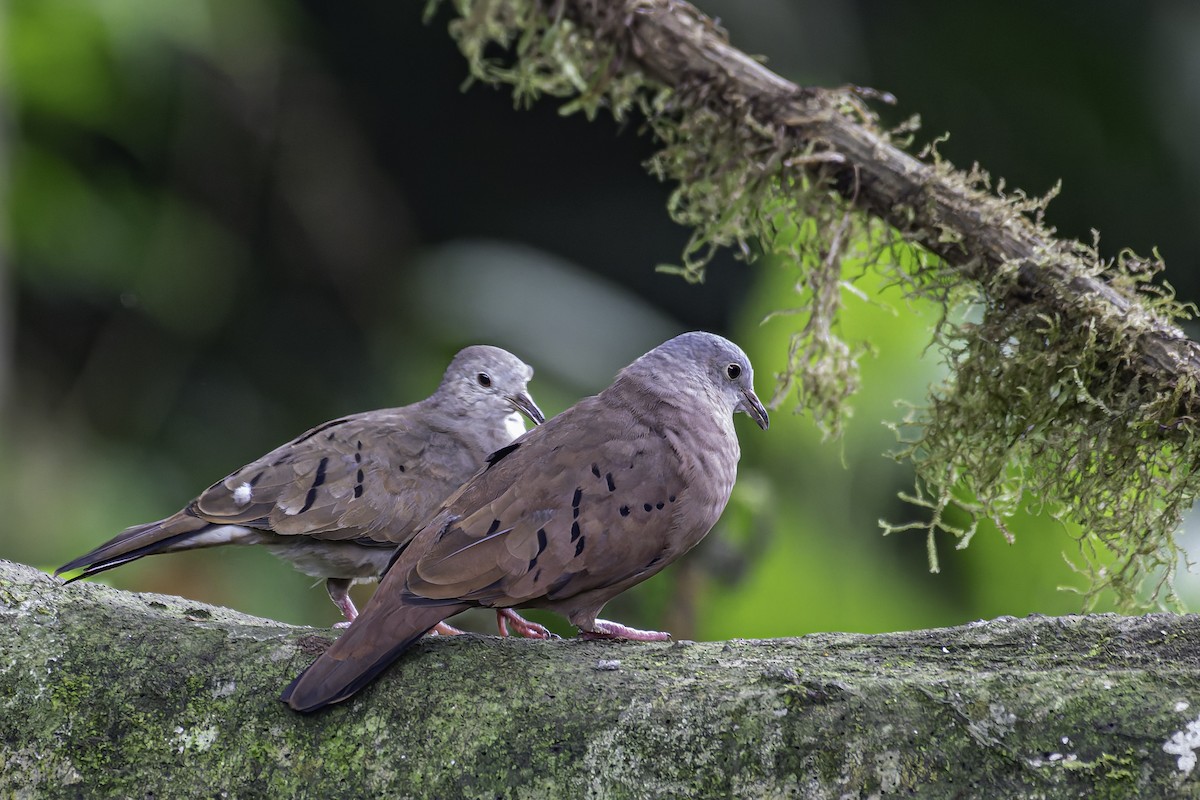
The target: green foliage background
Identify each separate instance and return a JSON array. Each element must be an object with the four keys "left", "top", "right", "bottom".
[{"left": 2, "top": 0, "right": 1199, "bottom": 635}]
